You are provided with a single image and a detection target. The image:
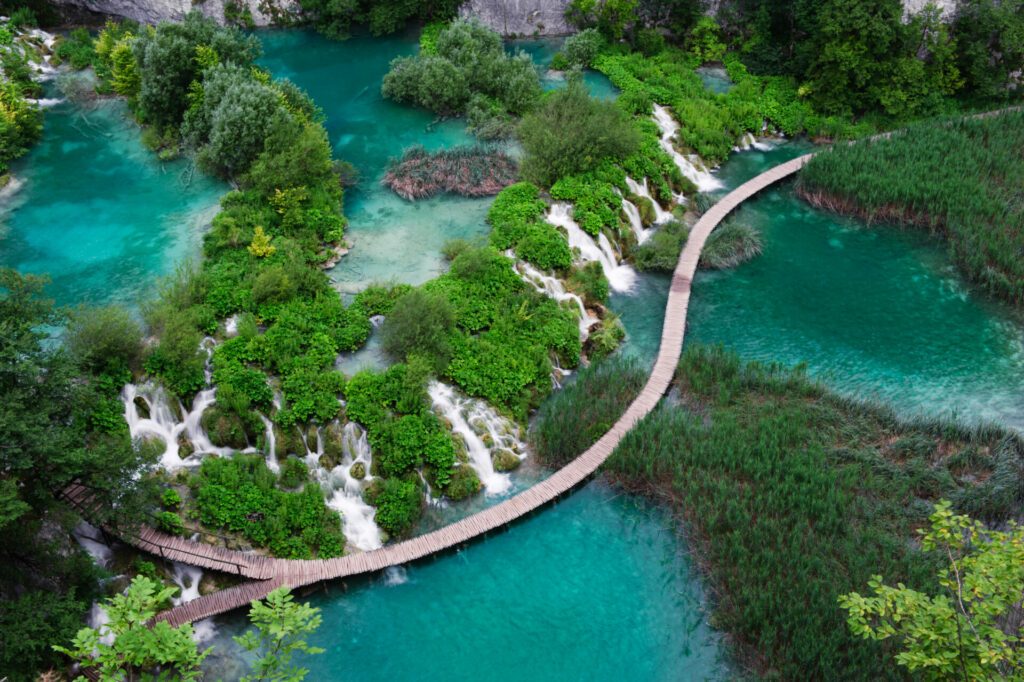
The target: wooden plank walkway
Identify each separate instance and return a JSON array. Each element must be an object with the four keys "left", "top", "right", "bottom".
[{"left": 139, "top": 152, "right": 814, "bottom": 628}]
